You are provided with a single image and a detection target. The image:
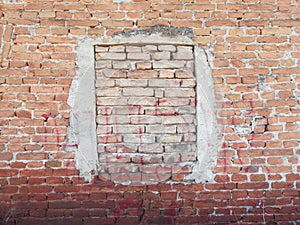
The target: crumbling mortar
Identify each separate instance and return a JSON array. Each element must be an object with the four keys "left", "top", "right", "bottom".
[{"left": 113, "top": 25, "right": 194, "bottom": 39}]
